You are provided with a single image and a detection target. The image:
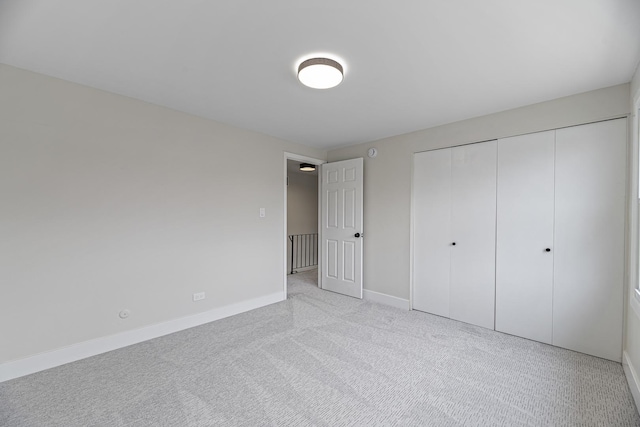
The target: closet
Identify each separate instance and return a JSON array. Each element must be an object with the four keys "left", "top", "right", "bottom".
[
  {"left": 551, "top": 120, "right": 626, "bottom": 361},
  {"left": 412, "top": 118, "right": 626, "bottom": 362},
  {"left": 413, "top": 141, "right": 497, "bottom": 330},
  {"left": 495, "top": 130, "right": 555, "bottom": 344}
]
